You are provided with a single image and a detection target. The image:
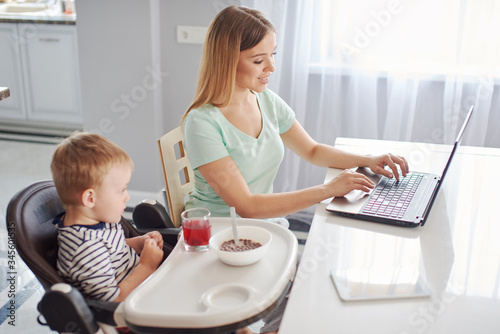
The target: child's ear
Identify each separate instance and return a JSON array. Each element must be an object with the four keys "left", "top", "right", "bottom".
[{"left": 81, "top": 188, "right": 96, "bottom": 208}]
